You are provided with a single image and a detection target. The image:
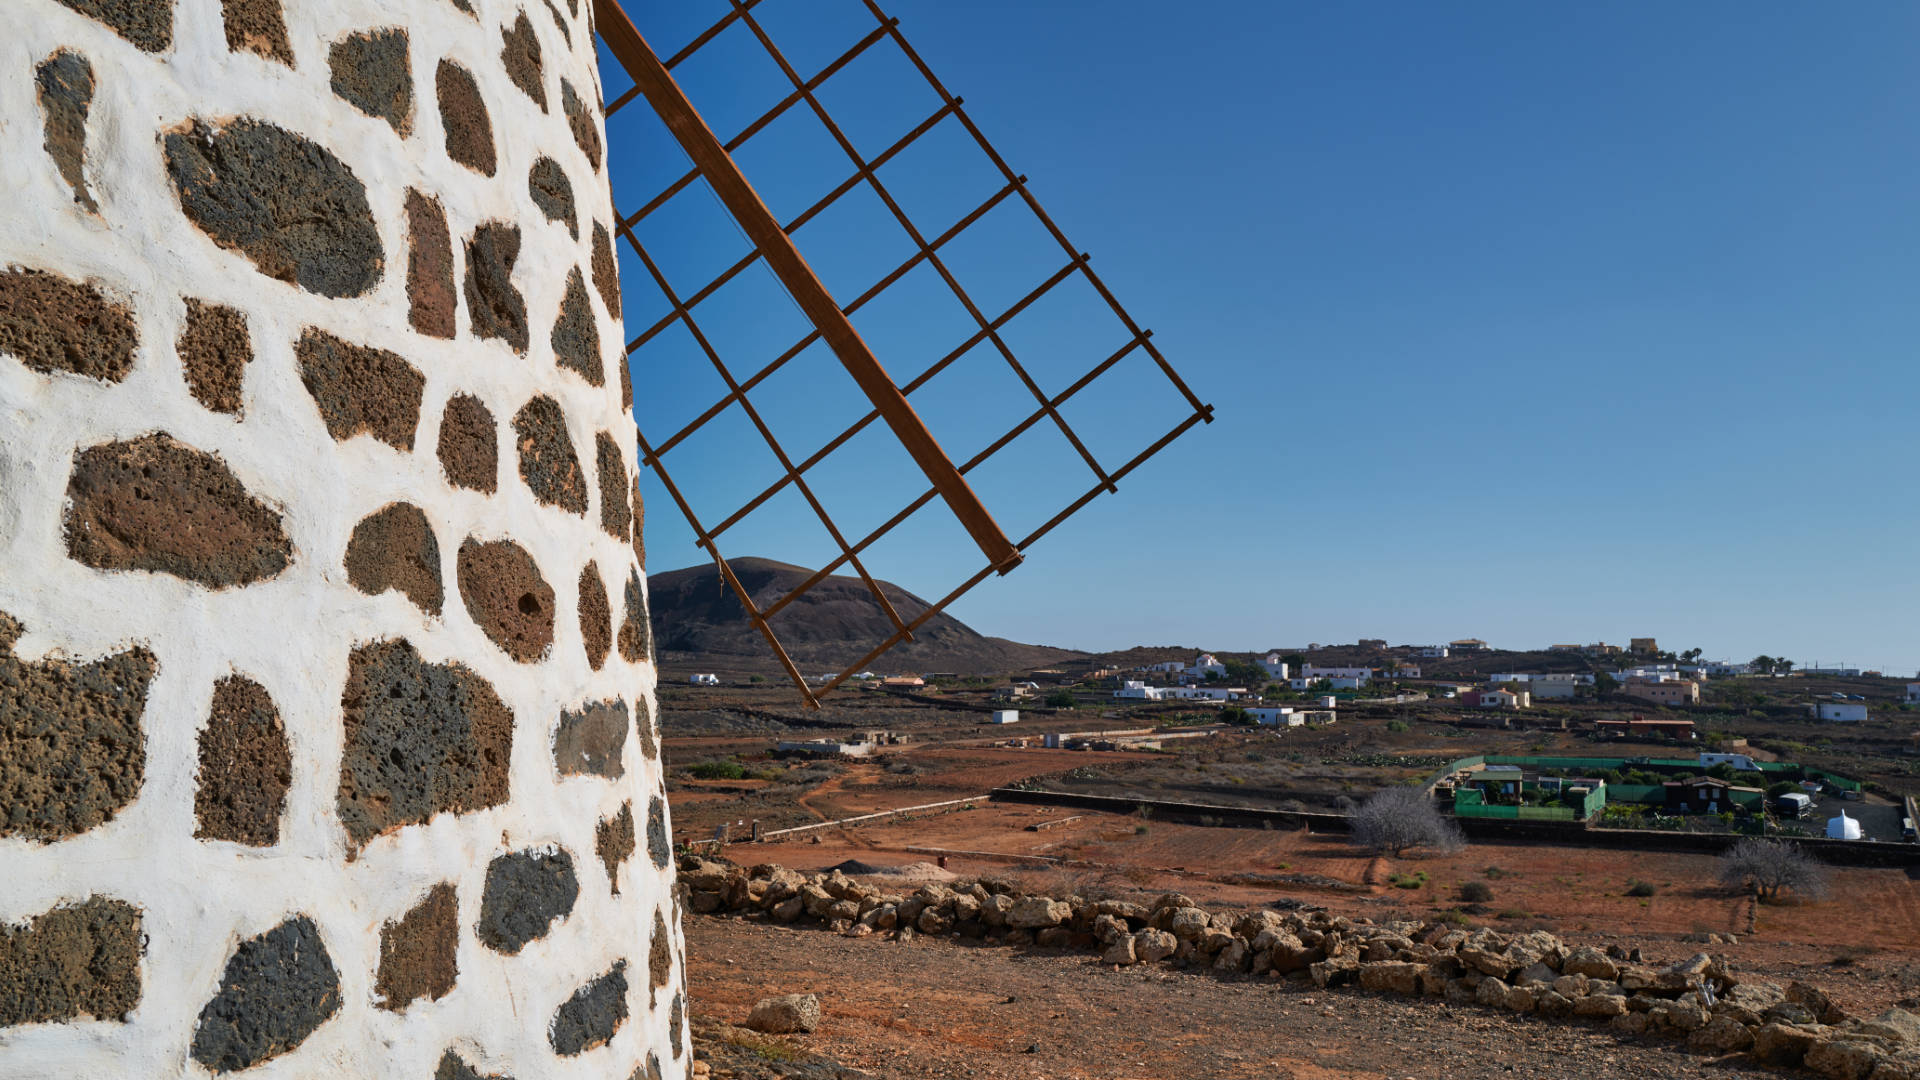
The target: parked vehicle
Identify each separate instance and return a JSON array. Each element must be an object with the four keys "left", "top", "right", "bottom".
[{"left": 1774, "top": 792, "right": 1813, "bottom": 819}]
